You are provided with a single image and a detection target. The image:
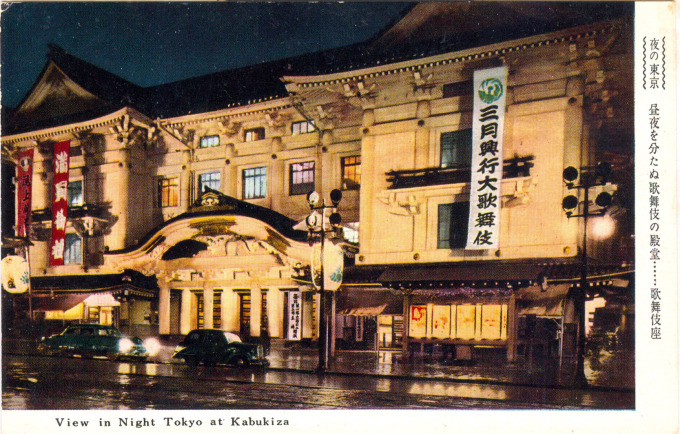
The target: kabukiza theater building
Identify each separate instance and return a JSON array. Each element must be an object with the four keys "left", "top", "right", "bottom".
[{"left": 2, "top": 3, "right": 634, "bottom": 363}]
